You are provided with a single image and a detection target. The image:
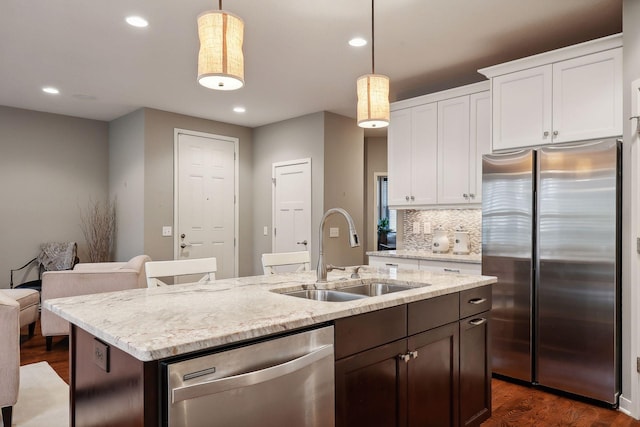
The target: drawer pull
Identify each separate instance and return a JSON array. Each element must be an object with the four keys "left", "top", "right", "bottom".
[
  {"left": 385, "top": 263, "right": 399, "bottom": 267},
  {"left": 468, "top": 297, "right": 487, "bottom": 305},
  {"left": 469, "top": 318, "right": 487, "bottom": 326},
  {"left": 443, "top": 268, "right": 460, "bottom": 273}
]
